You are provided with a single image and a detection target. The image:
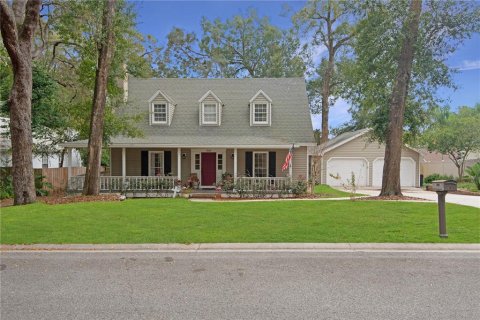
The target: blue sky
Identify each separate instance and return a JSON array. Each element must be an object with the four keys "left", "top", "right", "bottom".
[{"left": 132, "top": 0, "right": 480, "bottom": 130}]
